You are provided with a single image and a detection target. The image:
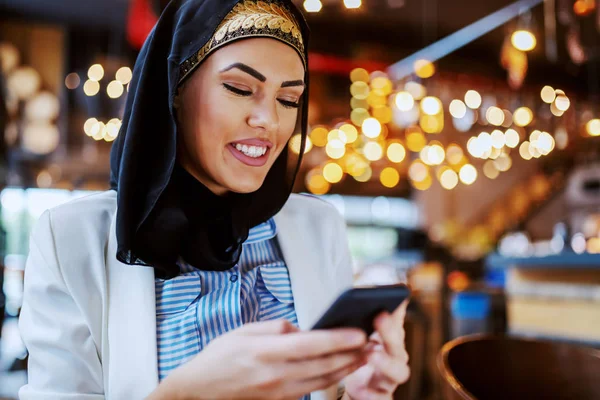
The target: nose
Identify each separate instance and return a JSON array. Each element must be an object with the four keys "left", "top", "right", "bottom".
[{"left": 247, "top": 97, "right": 279, "bottom": 134}]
